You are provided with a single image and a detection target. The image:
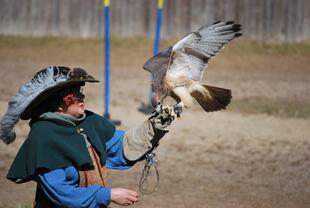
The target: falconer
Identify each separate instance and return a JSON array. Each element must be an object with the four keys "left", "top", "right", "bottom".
[{"left": 0, "top": 66, "right": 174, "bottom": 207}]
